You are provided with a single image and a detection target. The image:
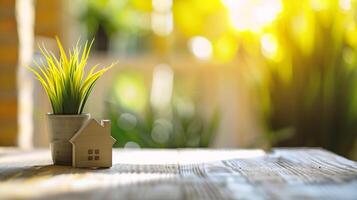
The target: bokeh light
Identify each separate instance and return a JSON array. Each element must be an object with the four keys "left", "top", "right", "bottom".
[
  {"left": 189, "top": 36, "right": 213, "bottom": 60},
  {"left": 152, "top": 0, "right": 172, "bottom": 12},
  {"left": 114, "top": 72, "right": 147, "bottom": 112},
  {"left": 150, "top": 64, "right": 174, "bottom": 110},
  {"left": 151, "top": 12, "right": 173, "bottom": 36},
  {"left": 151, "top": 119, "right": 172, "bottom": 143},
  {"left": 124, "top": 141, "right": 141, "bottom": 148},
  {"left": 222, "top": 0, "right": 282, "bottom": 32},
  {"left": 339, "top": 0, "right": 351, "bottom": 10},
  {"left": 213, "top": 35, "right": 238, "bottom": 62},
  {"left": 117, "top": 113, "right": 137, "bottom": 130},
  {"left": 261, "top": 33, "right": 278, "bottom": 60}
]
